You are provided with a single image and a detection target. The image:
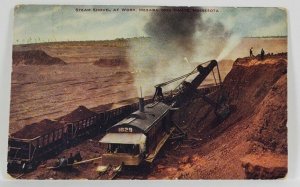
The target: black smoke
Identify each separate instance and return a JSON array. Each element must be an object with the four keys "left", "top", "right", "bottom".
[
  {"left": 145, "top": 8, "right": 201, "bottom": 56},
  {"left": 144, "top": 7, "right": 231, "bottom": 58},
  {"left": 129, "top": 7, "right": 232, "bottom": 95}
]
